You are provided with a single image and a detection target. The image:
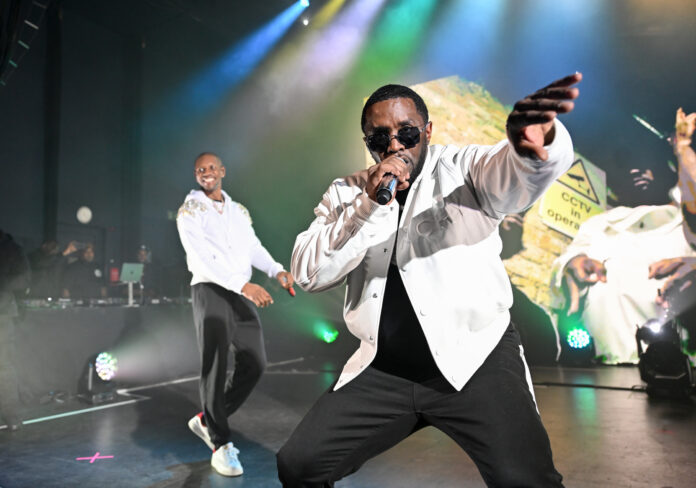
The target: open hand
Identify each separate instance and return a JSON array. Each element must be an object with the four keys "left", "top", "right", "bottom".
[{"left": 507, "top": 72, "right": 582, "bottom": 161}]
